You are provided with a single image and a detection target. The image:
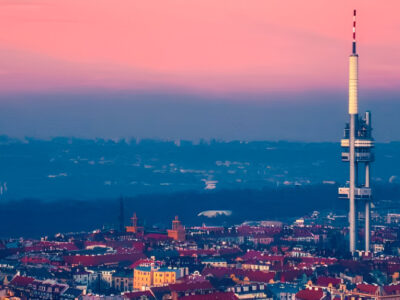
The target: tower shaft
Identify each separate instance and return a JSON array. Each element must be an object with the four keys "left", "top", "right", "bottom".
[
  {"left": 339, "top": 10, "right": 373, "bottom": 255},
  {"left": 365, "top": 163, "right": 371, "bottom": 251},
  {"left": 349, "top": 113, "right": 357, "bottom": 254},
  {"left": 364, "top": 111, "right": 372, "bottom": 252},
  {"left": 348, "top": 28, "right": 359, "bottom": 254}
]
